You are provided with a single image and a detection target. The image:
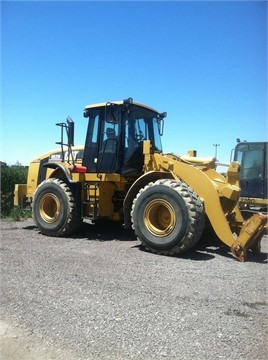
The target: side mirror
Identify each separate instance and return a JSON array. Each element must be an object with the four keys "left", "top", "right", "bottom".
[
  {"left": 158, "top": 112, "right": 166, "bottom": 136},
  {"left": 105, "top": 103, "right": 119, "bottom": 124},
  {"left": 67, "top": 116, "right": 74, "bottom": 146}
]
